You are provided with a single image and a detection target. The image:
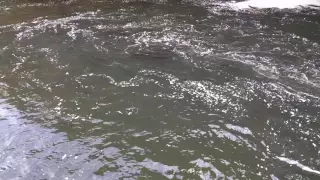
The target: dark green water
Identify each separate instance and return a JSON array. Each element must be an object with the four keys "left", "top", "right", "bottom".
[{"left": 0, "top": 0, "right": 320, "bottom": 179}]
